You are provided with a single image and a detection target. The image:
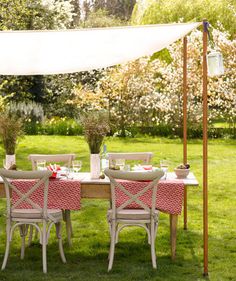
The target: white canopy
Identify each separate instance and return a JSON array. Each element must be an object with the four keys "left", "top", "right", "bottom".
[{"left": 0, "top": 22, "right": 201, "bottom": 75}]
